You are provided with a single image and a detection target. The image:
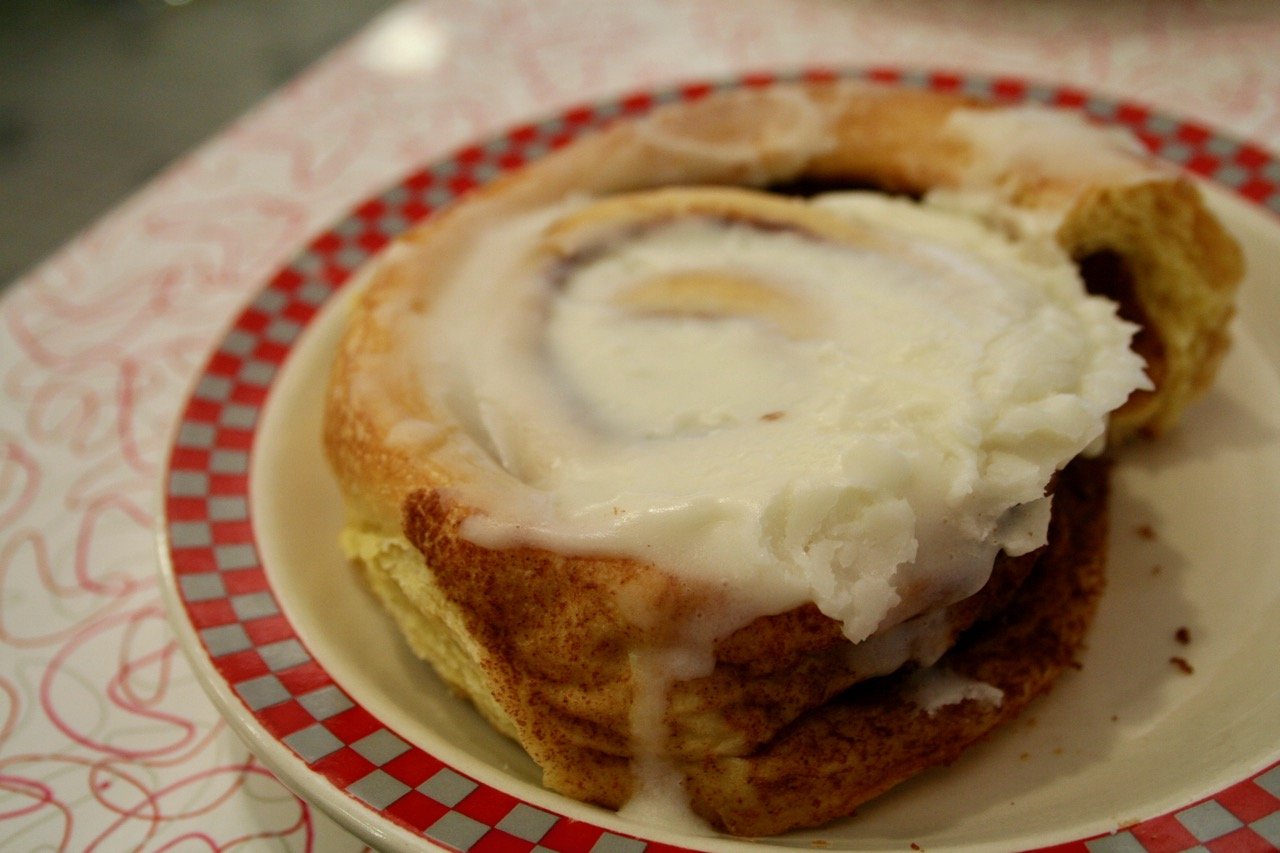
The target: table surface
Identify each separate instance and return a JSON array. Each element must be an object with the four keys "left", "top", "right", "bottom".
[
  {"left": 0, "top": 0, "right": 397, "bottom": 287},
  {"left": 3, "top": 1, "right": 1279, "bottom": 850}
]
